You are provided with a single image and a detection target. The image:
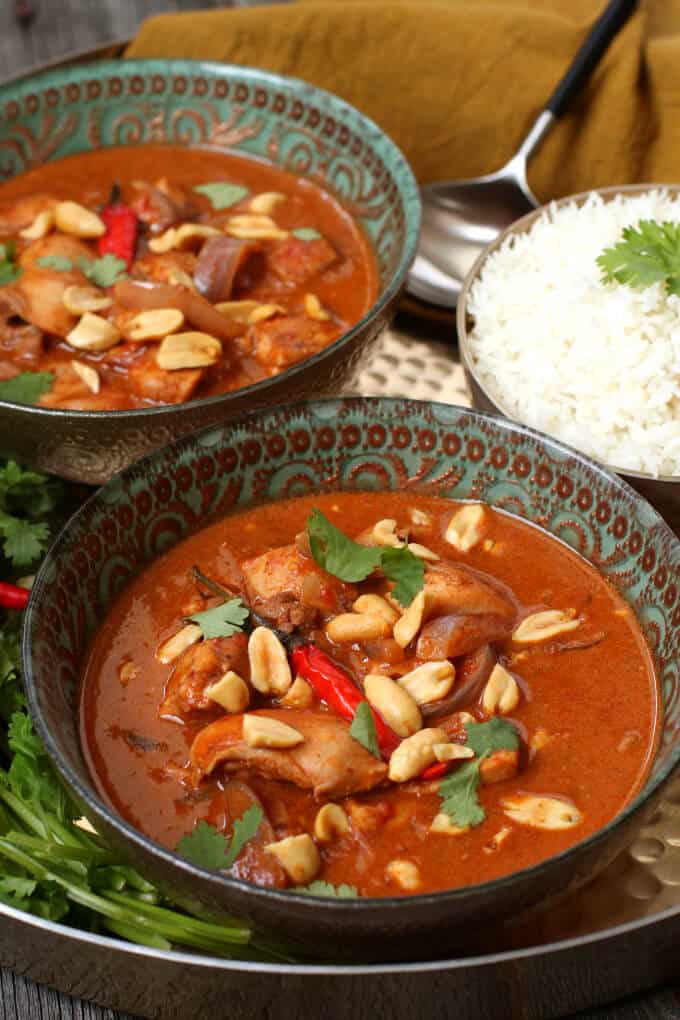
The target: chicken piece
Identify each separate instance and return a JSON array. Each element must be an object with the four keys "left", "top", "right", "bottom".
[
  {"left": 250, "top": 314, "right": 338, "bottom": 369},
  {"left": 160, "top": 633, "right": 250, "bottom": 721},
  {"left": 0, "top": 288, "right": 43, "bottom": 364},
  {"left": 241, "top": 543, "right": 355, "bottom": 631},
  {"left": 191, "top": 708, "right": 388, "bottom": 798},
  {"left": 14, "top": 235, "right": 94, "bottom": 337},
  {"left": 423, "top": 562, "right": 516, "bottom": 621},
  {"left": 125, "top": 347, "right": 205, "bottom": 405},
  {"left": 268, "top": 236, "right": 338, "bottom": 284},
  {"left": 0, "top": 193, "right": 57, "bottom": 234}
]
